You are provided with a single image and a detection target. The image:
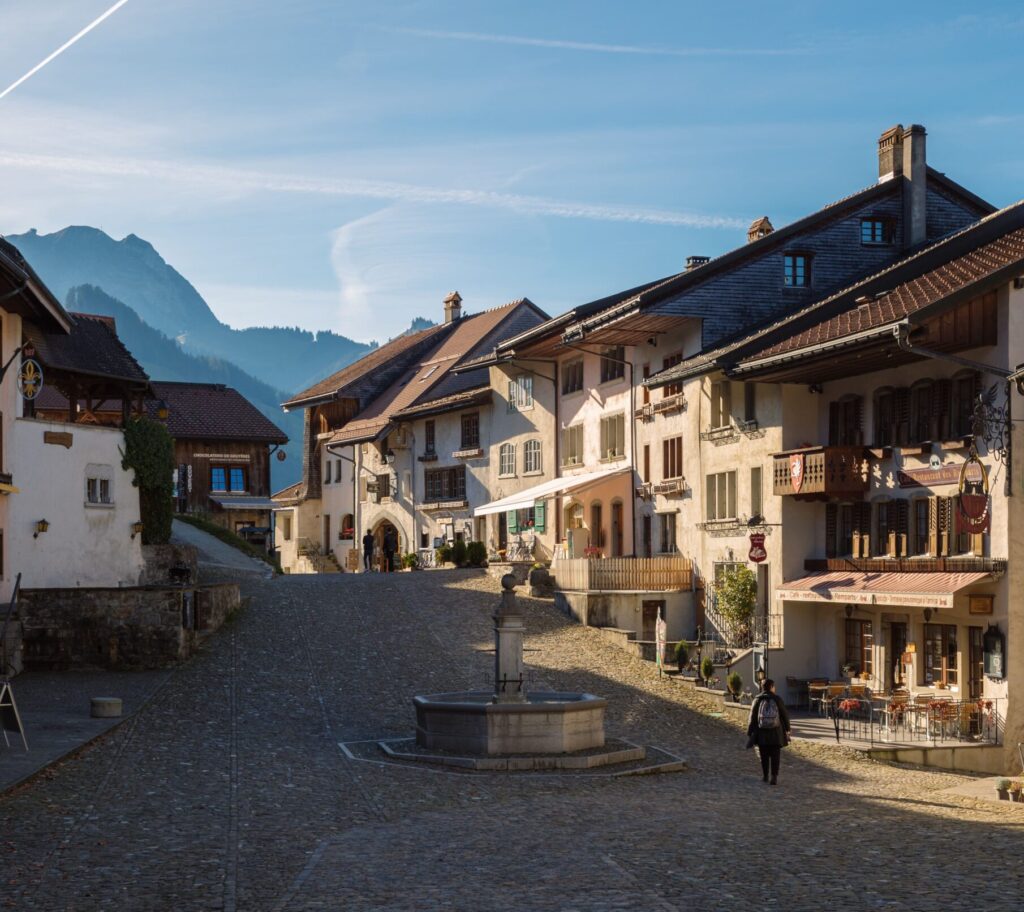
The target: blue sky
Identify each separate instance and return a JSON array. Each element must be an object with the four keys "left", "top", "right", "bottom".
[{"left": 2, "top": 1, "right": 1024, "bottom": 343}]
